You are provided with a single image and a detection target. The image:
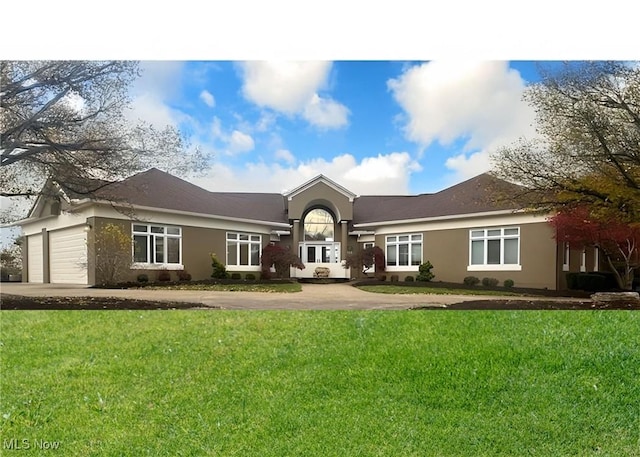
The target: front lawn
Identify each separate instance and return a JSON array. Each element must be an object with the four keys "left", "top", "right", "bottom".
[{"left": 1, "top": 311, "right": 638, "bottom": 456}]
